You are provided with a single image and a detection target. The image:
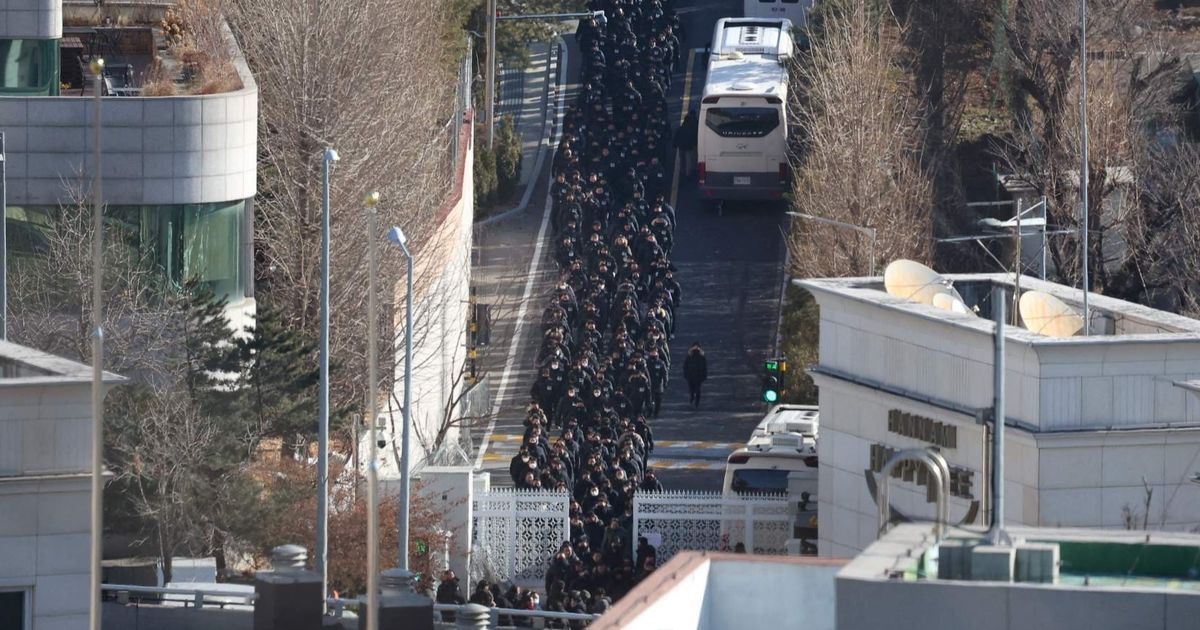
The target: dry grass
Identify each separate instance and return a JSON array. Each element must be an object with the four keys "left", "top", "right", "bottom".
[
  {"left": 193, "top": 60, "right": 241, "bottom": 95},
  {"left": 163, "top": 0, "right": 243, "bottom": 95}
]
